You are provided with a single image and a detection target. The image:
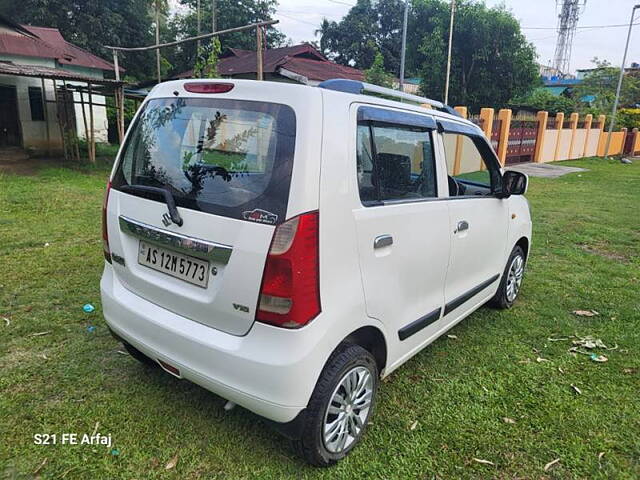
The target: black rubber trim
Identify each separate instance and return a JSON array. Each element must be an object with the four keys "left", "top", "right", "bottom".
[
  {"left": 444, "top": 274, "right": 500, "bottom": 316},
  {"left": 398, "top": 307, "right": 442, "bottom": 341},
  {"left": 358, "top": 106, "right": 437, "bottom": 130},
  {"left": 437, "top": 119, "right": 483, "bottom": 136}
]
